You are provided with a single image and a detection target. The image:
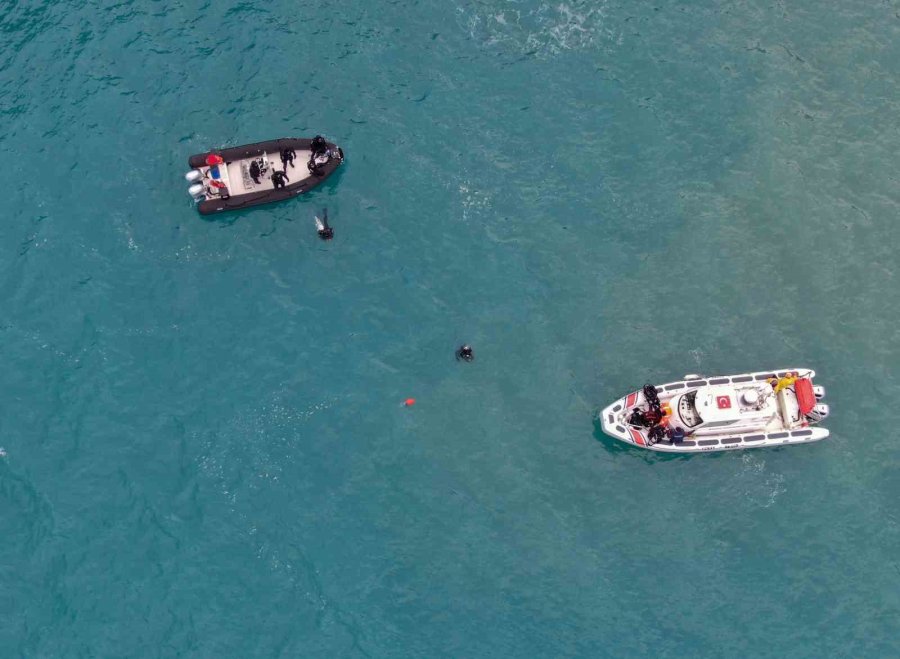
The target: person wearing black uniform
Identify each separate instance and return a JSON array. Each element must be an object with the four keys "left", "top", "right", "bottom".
[
  {"left": 629, "top": 408, "right": 649, "bottom": 427},
  {"left": 648, "top": 425, "right": 667, "bottom": 445},
  {"left": 307, "top": 136, "right": 330, "bottom": 175},
  {"left": 280, "top": 147, "right": 296, "bottom": 169},
  {"left": 310, "top": 135, "right": 328, "bottom": 157},
  {"left": 249, "top": 160, "right": 262, "bottom": 184},
  {"left": 456, "top": 345, "right": 474, "bottom": 362},
  {"left": 271, "top": 169, "right": 289, "bottom": 189}
]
